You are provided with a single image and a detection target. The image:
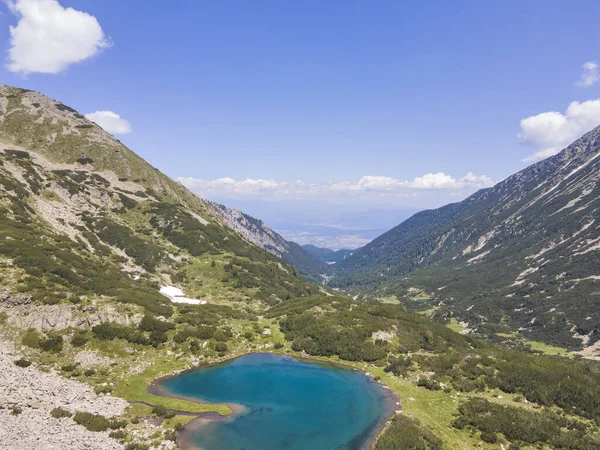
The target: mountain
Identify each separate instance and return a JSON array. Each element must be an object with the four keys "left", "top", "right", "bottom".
[
  {"left": 301, "top": 244, "right": 353, "bottom": 264},
  {"left": 329, "top": 126, "right": 600, "bottom": 350},
  {"left": 0, "top": 84, "right": 319, "bottom": 317},
  {"left": 208, "top": 202, "right": 326, "bottom": 282}
]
